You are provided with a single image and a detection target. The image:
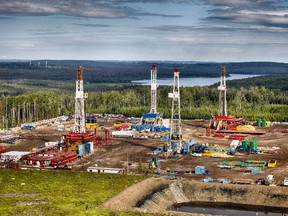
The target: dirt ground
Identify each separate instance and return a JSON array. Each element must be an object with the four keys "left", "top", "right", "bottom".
[
  {"left": 1, "top": 118, "right": 288, "bottom": 186},
  {"left": 0, "top": 119, "right": 288, "bottom": 215}
]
